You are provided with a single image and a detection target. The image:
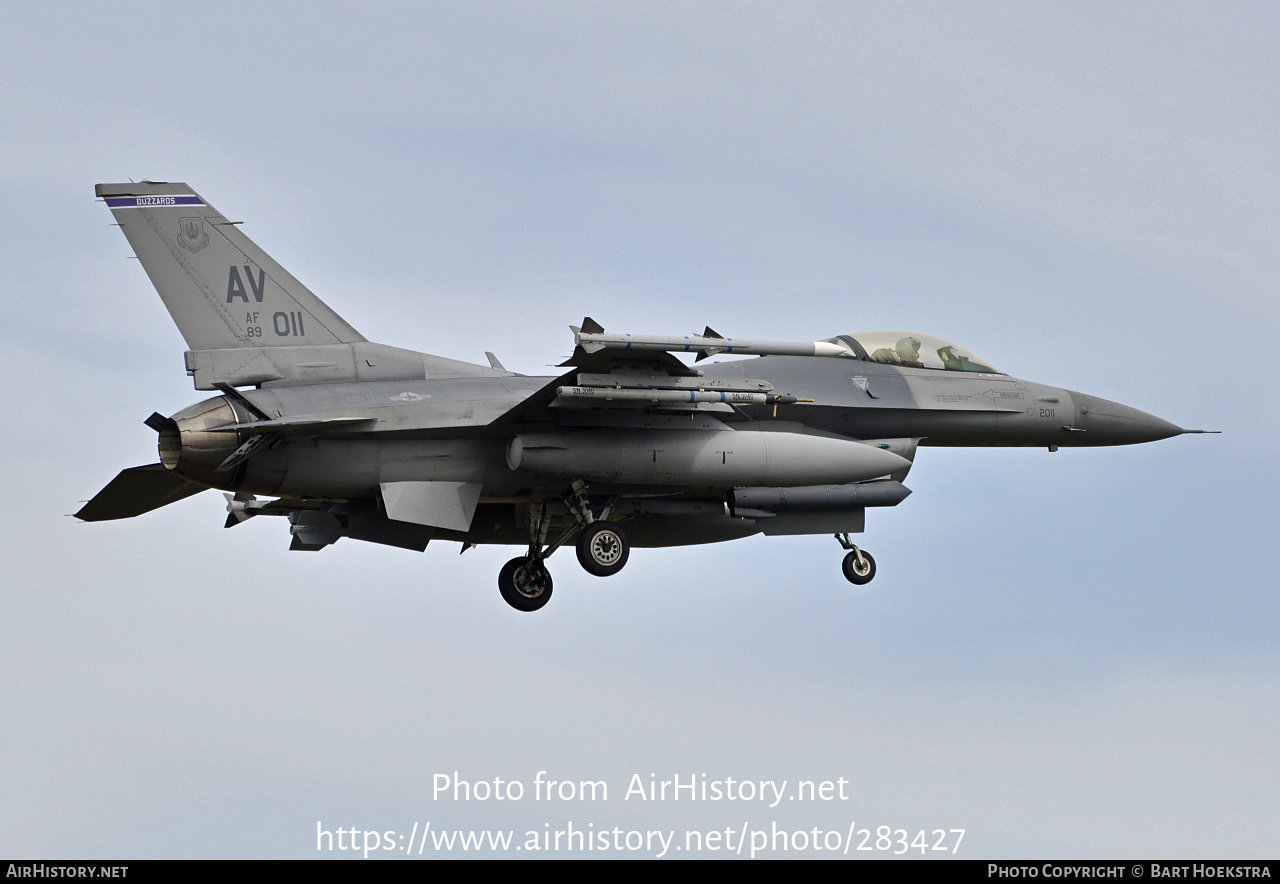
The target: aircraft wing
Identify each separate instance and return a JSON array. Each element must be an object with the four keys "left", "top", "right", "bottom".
[
  {"left": 486, "top": 315, "right": 819, "bottom": 429},
  {"left": 489, "top": 317, "right": 816, "bottom": 429}
]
